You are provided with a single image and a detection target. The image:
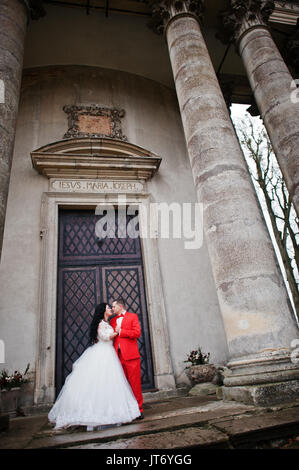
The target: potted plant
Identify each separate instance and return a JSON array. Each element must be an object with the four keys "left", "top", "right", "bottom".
[
  {"left": 184, "top": 347, "right": 216, "bottom": 385},
  {"left": 0, "top": 364, "right": 30, "bottom": 416}
]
